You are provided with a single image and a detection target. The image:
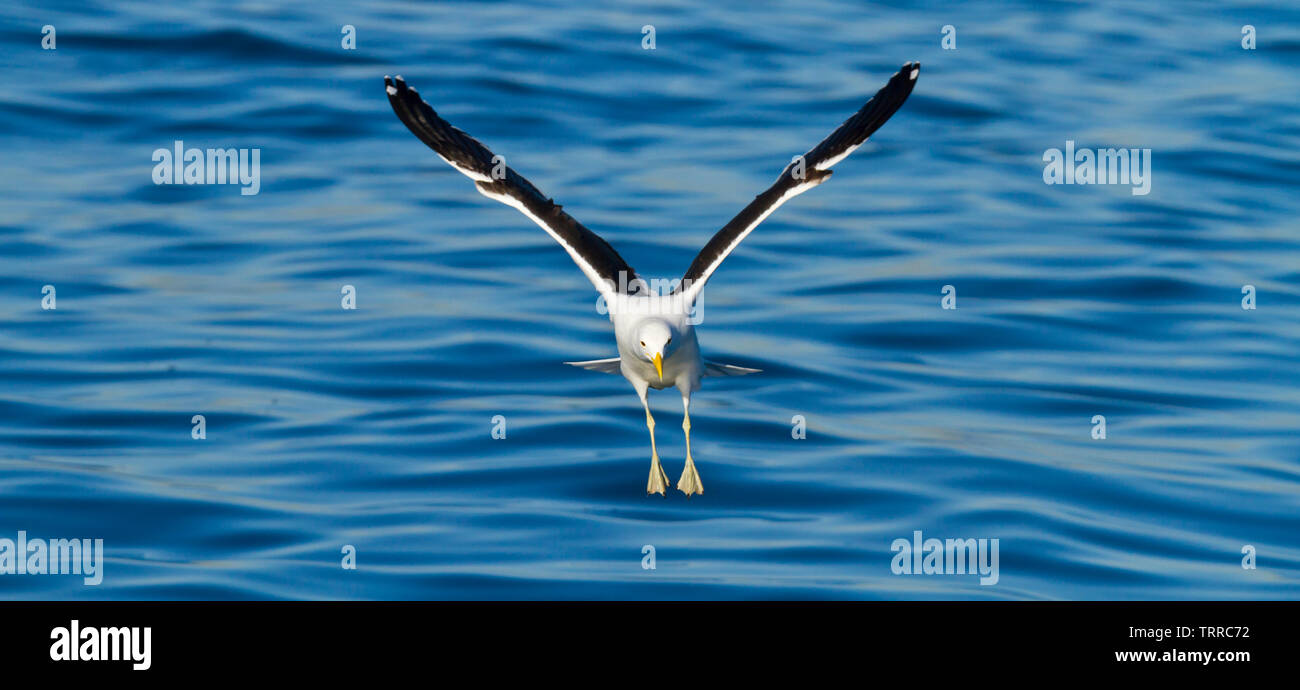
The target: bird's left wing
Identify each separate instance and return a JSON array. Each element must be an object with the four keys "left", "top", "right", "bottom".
[
  {"left": 673, "top": 61, "right": 919, "bottom": 306},
  {"left": 385, "top": 76, "right": 642, "bottom": 300},
  {"left": 564, "top": 357, "right": 622, "bottom": 374}
]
